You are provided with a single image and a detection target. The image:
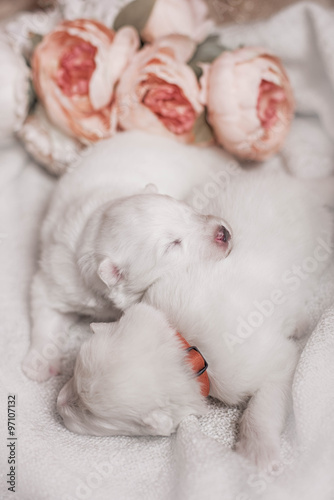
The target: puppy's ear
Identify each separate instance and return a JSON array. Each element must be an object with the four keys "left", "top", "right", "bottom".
[
  {"left": 143, "top": 183, "right": 158, "bottom": 194},
  {"left": 98, "top": 258, "right": 122, "bottom": 288},
  {"left": 142, "top": 409, "right": 175, "bottom": 436}
]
